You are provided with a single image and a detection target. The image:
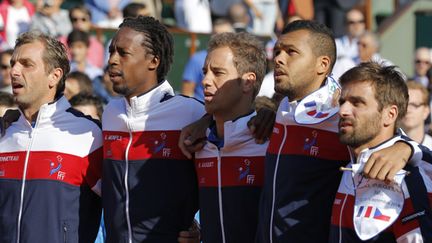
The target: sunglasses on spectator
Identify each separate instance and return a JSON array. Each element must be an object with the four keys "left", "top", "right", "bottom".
[
  {"left": 415, "top": 59, "right": 430, "bottom": 65},
  {"left": 71, "top": 17, "right": 89, "bottom": 22},
  {"left": 347, "top": 19, "right": 365, "bottom": 25},
  {"left": 0, "top": 64, "right": 10, "bottom": 70}
]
